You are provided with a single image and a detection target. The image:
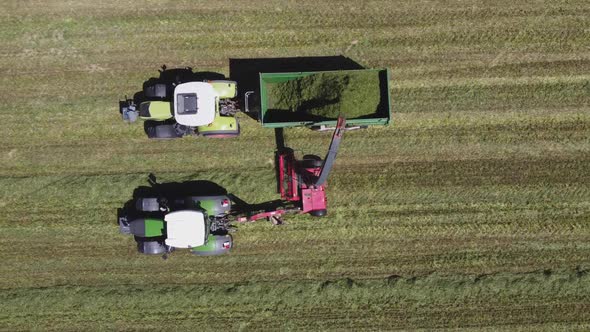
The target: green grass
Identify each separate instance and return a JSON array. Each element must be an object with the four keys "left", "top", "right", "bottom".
[
  {"left": 1, "top": 0, "right": 590, "bottom": 330},
  {"left": 2, "top": 270, "right": 589, "bottom": 330},
  {"left": 266, "top": 71, "right": 381, "bottom": 119}
]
